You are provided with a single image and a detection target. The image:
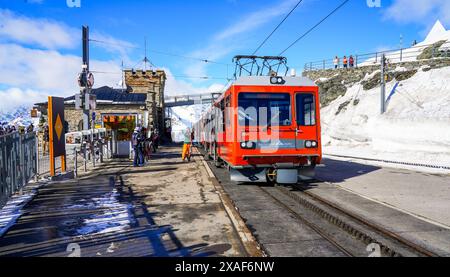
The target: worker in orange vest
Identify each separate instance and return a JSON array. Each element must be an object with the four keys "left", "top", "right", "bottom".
[
  {"left": 343, "top": 56, "right": 348, "bottom": 69},
  {"left": 182, "top": 127, "right": 193, "bottom": 162}
]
